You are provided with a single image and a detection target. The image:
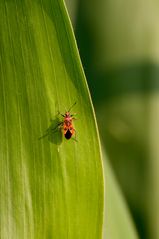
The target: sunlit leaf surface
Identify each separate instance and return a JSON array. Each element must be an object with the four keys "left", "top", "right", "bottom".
[{"left": 0, "top": 0, "right": 104, "bottom": 238}]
